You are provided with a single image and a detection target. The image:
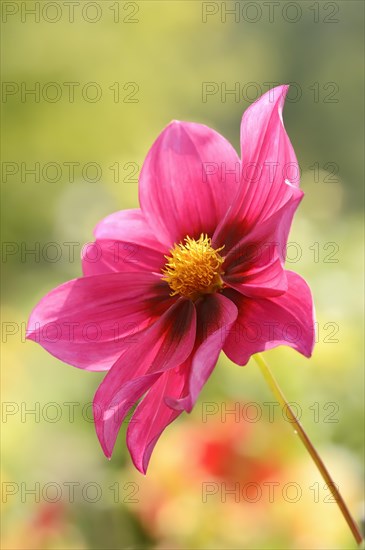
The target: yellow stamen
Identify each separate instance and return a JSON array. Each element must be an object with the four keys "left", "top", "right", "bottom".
[{"left": 162, "top": 234, "right": 225, "bottom": 300}]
